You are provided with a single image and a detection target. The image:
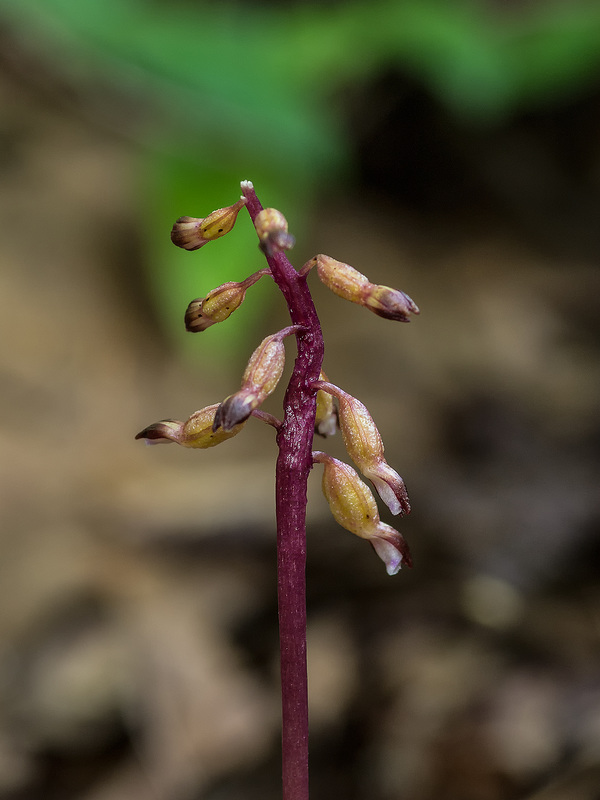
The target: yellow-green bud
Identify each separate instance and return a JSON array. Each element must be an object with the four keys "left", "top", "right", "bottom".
[
  {"left": 135, "top": 404, "right": 246, "bottom": 448},
  {"left": 313, "top": 452, "right": 411, "bottom": 574},
  {"left": 315, "top": 254, "right": 419, "bottom": 322},
  {"left": 316, "top": 254, "right": 370, "bottom": 304},
  {"left": 185, "top": 282, "right": 248, "bottom": 332},
  {"left": 171, "top": 197, "right": 247, "bottom": 251},
  {"left": 213, "top": 327, "right": 298, "bottom": 432},
  {"left": 255, "top": 208, "right": 295, "bottom": 255}
]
